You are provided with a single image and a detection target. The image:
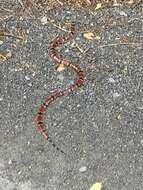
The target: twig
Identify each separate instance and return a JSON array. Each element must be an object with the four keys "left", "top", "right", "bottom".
[
  {"left": 0, "top": 7, "right": 14, "bottom": 12},
  {"left": 0, "top": 33, "right": 23, "bottom": 40},
  {"left": 81, "top": 42, "right": 143, "bottom": 55},
  {"left": 135, "top": 75, "right": 142, "bottom": 93},
  {"left": 74, "top": 41, "right": 84, "bottom": 53},
  {"left": 47, "top": 19, "right": 68, "bottom": 32},
  {"left": 98, "top": 42, "right": 143, "bottom": 48}
]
